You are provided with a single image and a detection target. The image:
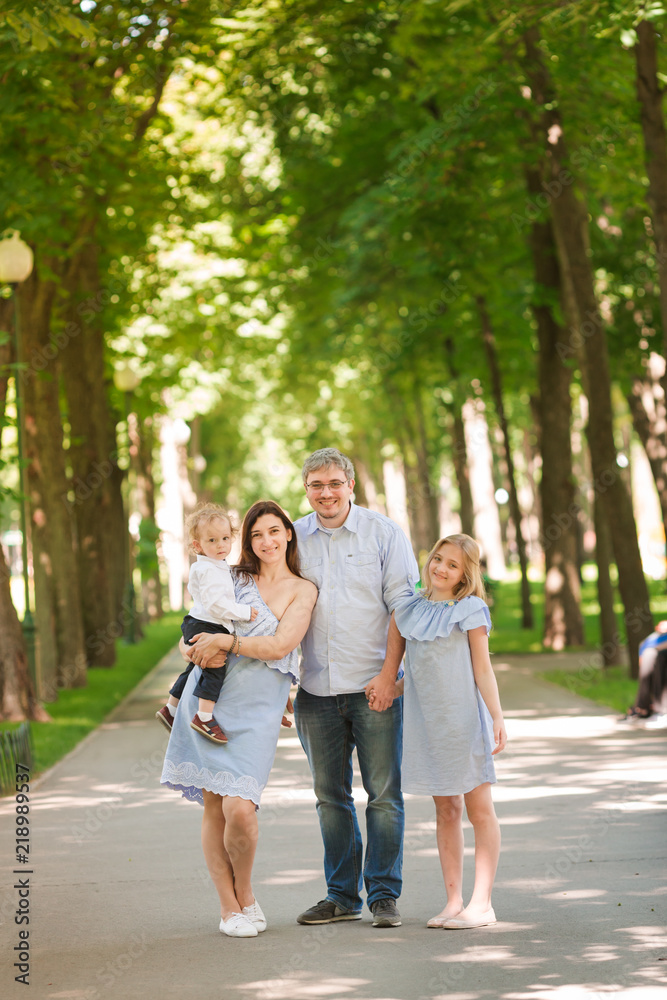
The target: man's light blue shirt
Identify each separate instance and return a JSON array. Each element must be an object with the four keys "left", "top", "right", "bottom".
[{"left": 294, "top": 503, "right": 419, "bottom": 696}]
